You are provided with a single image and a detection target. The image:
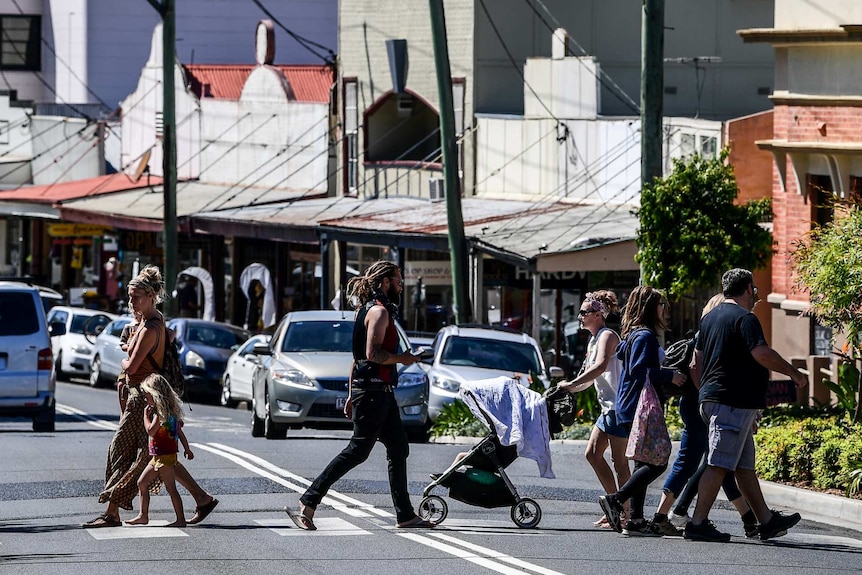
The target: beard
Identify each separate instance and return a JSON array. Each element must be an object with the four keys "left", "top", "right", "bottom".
[{"left": 386, "top": 285, "right": 400, "bottom": 303}]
